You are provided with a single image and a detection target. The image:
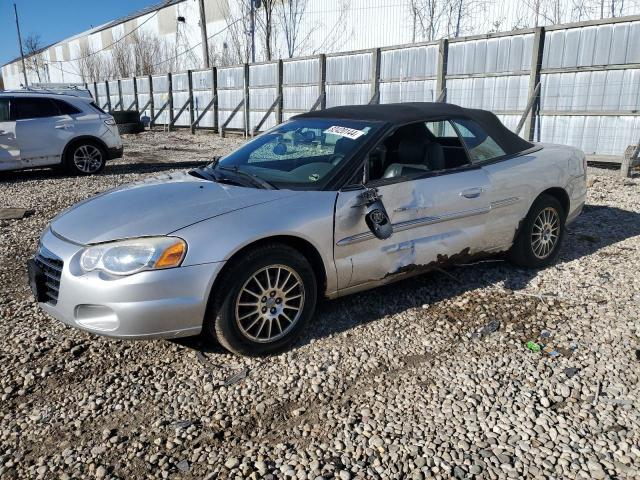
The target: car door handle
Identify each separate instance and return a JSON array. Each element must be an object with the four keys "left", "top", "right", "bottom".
[{"left": 460, "top": 187, "right": 484, "bottom": 198}]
